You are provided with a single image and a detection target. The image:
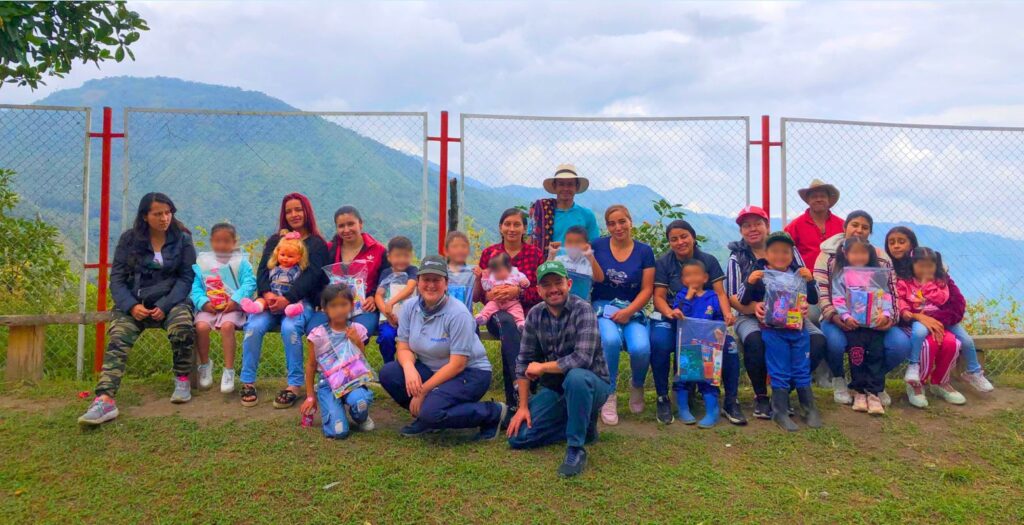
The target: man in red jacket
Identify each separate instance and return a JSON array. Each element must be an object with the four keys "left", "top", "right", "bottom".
[{"left": 785, "top": 179, "right": 844, "bottom": 268}]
